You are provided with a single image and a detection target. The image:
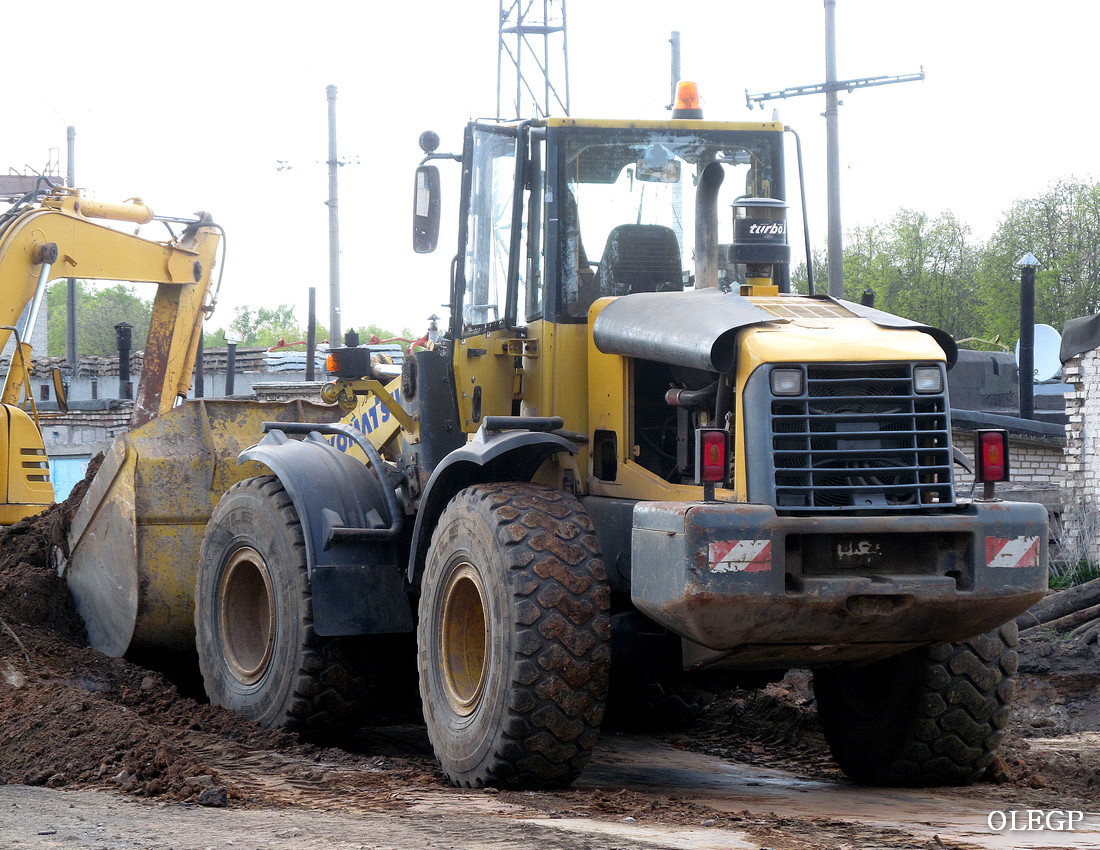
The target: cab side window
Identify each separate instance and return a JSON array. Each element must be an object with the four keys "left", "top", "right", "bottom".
[{"left": 462, "top": 130, "right": 520, "bottom": 333}]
